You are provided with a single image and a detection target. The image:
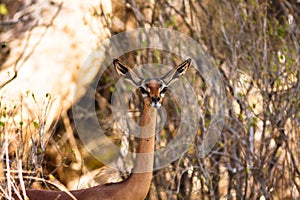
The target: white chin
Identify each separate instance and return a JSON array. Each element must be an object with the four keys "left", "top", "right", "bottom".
[{"left": 151, "top": 102, "right": 161, "bottom": 108}]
